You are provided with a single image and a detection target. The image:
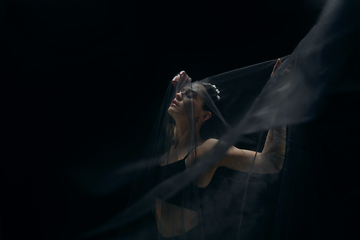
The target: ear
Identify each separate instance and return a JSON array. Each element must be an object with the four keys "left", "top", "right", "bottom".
[{"left": 201, "top": 111, "right": 212, "bottom": 122}]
